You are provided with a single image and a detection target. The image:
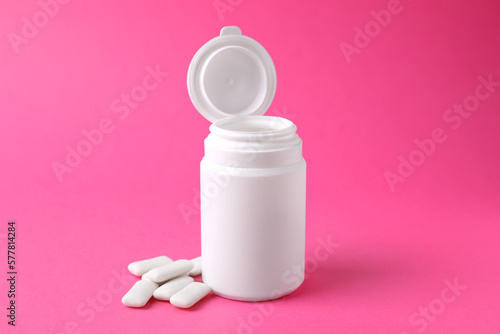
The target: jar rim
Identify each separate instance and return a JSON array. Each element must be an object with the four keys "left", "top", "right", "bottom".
[{"left": 210, "top": 116, "right": 296, "bottom": 140}]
